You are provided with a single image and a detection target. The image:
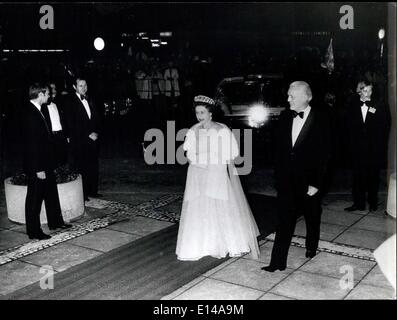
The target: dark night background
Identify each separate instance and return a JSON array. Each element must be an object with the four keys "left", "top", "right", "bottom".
[{"left": 0, "top": 2, "right": 391, "bottom": 178}]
